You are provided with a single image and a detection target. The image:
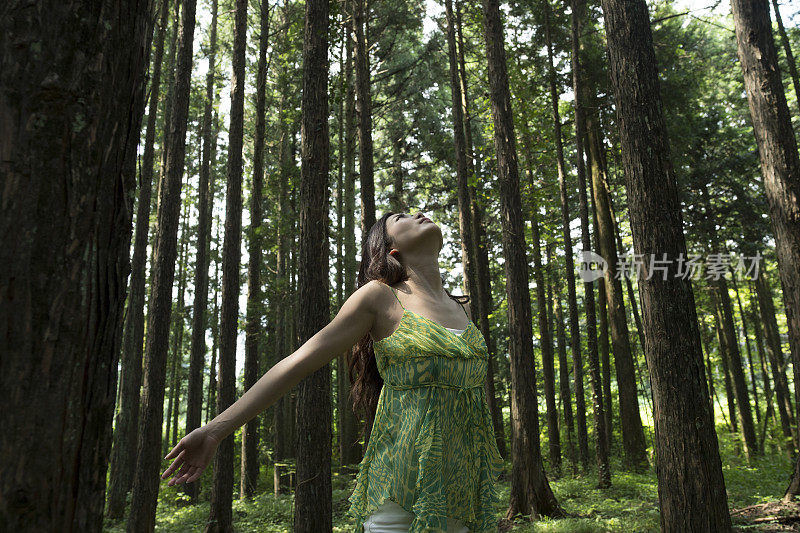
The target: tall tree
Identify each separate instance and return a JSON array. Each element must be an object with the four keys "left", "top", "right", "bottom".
[
  {"left": 770, "top": 0, "right": 800, "bottom": 118},
  {"left": 107, "top": 0, "right": 171, "bottom": 518},
  {"left": 599, "top": 0, "right": 732, "bottom": 528},
  {"left": 0, "top": 0, "right": 152, "bottom": 529},
  {"left": 711, "top": 273, "right": 759, "bottom": 458},
  {"left": 543, "top": 0, "right": 589, "bottom": 468},
  {"left": 207, "top": 0, "right": 247, "bottom": 529},
  {"left": 127, "top": 0, "right": 197, "bottom": 529},
  {"left": 755, "top": 273, "right": 796, "bottom": 451},
  {"left": 185, "top": 0, "right": 218, "bottom": 503},
  {"left": 294, "top": 0, "right": 331, "bottom": 530},
  {"left": 585, "top": 40, "right": 648, "bottom": 474},
  {"left": 728, "top": 0, "right": 800, "bottom": 500},
  {"left": 338, "top": 0, "right": 362, "bottom": 467},
  {"left": 353, "top": 0, "right": 376, "bottom": 243},
  {"left": 241, "top": 0, "right": 272, "bottom": 500},
  {"left": 571, "top": 0, "right": 610, "bottom": 485},
  {"left": 481, "top": 0, "right": 563, "bottom": 519}
]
